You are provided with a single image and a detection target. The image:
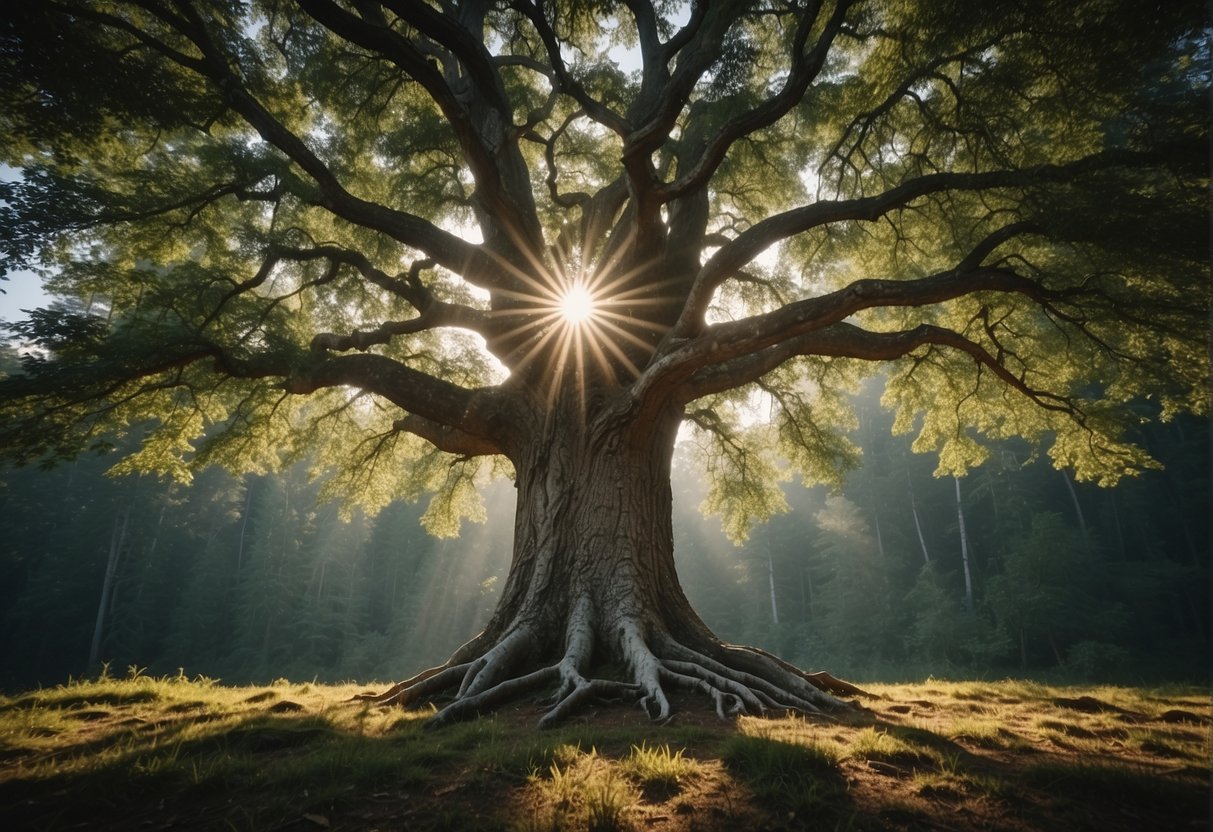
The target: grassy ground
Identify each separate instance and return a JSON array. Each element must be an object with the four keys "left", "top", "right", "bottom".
[{"left": 1, "top": 669, "right": 1208, "bottom": 831}]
